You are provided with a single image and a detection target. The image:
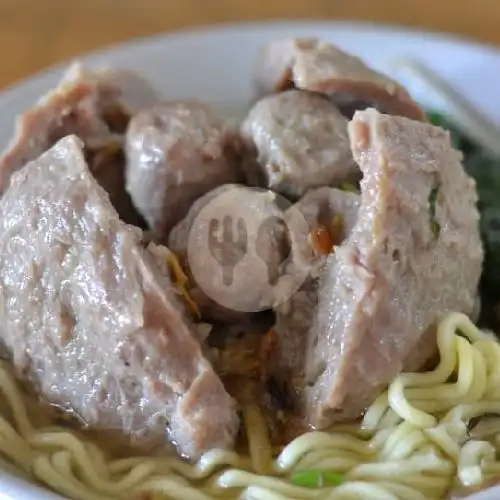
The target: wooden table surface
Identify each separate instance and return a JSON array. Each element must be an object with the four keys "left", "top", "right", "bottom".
[{"left": 1, "top": 0, "right": 499, "bottom": 90}]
